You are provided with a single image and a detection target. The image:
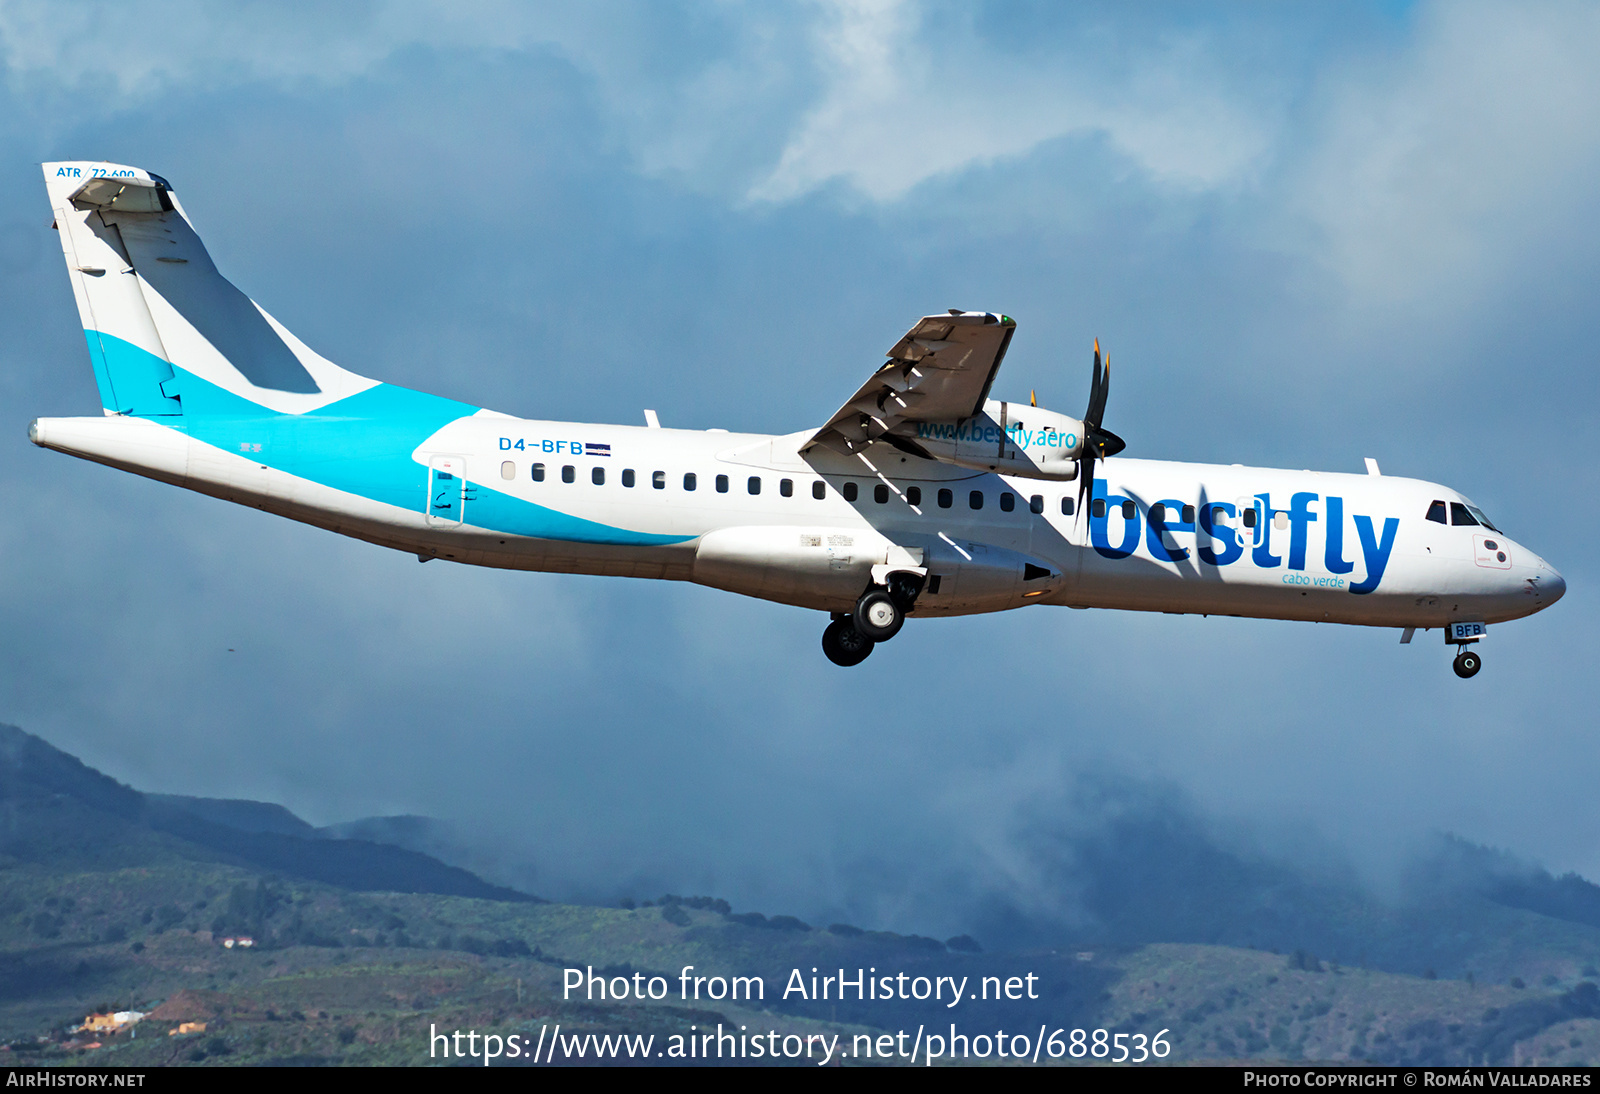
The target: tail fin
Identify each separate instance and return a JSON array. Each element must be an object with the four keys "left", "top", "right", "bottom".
[{"left": 44, "top": 162, "right": 373, "bottom": 417}]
